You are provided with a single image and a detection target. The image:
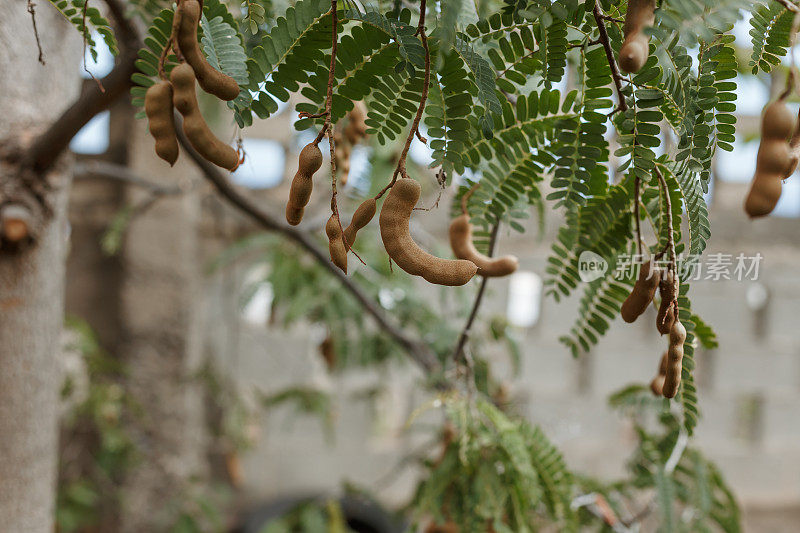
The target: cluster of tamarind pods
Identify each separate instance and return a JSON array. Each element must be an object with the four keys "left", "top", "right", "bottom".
[
  {"left": 285, "top": 138, "right": 519, "bottom": 285},
  {"left": 621, "top": 259, "right": 685, "bottom": 399},
  {"left": 145, "top": 0, "right": 241, "bottom": 171}
]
